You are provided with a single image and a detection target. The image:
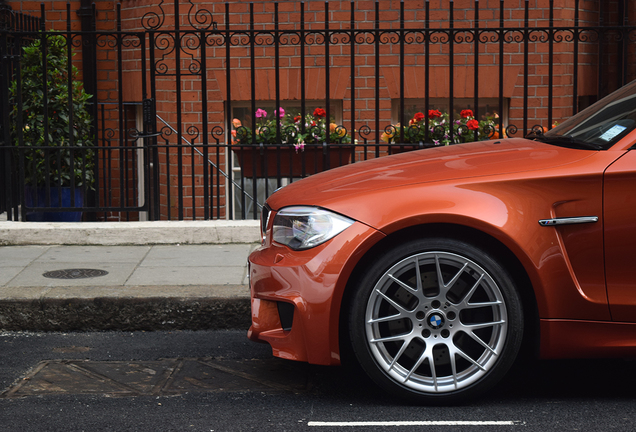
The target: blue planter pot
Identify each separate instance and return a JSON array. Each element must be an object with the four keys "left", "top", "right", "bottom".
[{"left": 25, "top": 187, "right": 84, "bottom": 222}]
